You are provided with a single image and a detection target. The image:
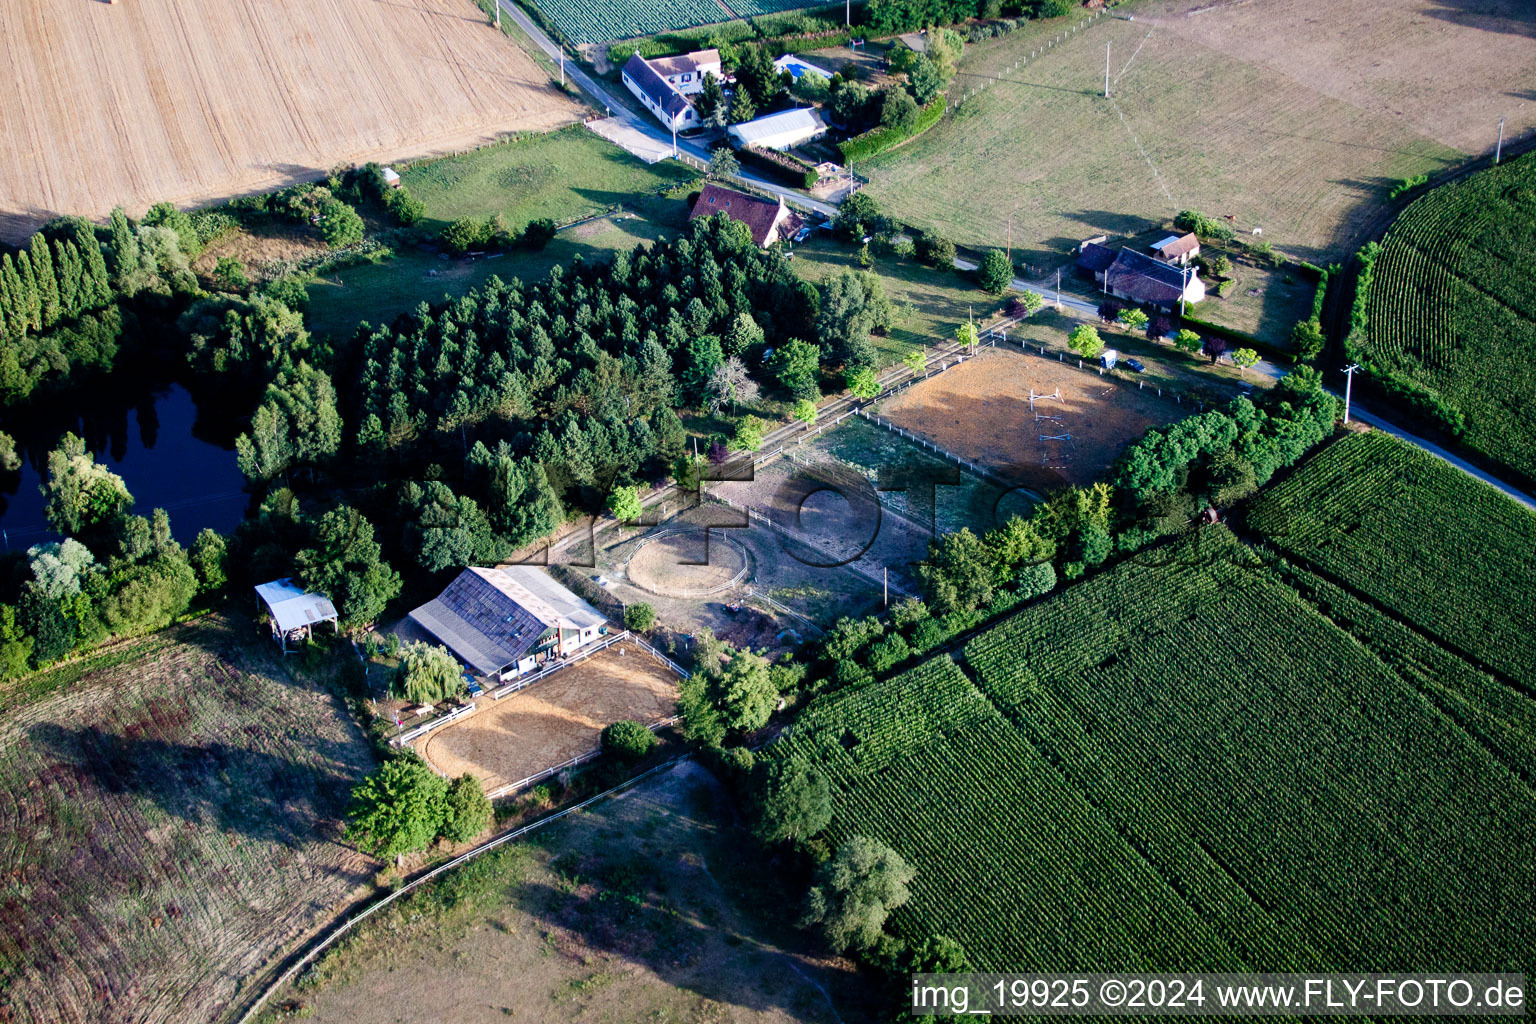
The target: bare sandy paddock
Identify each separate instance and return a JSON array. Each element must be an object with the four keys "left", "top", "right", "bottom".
[
  {"left": 0, "top": 0, "right": 580, "bottom": 242},
  {"left": 877, "top": 348, "right": 1189, "bottom": 490},
  {"left": 416, "top": 645, "right": 679, "bottom": 792}
]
